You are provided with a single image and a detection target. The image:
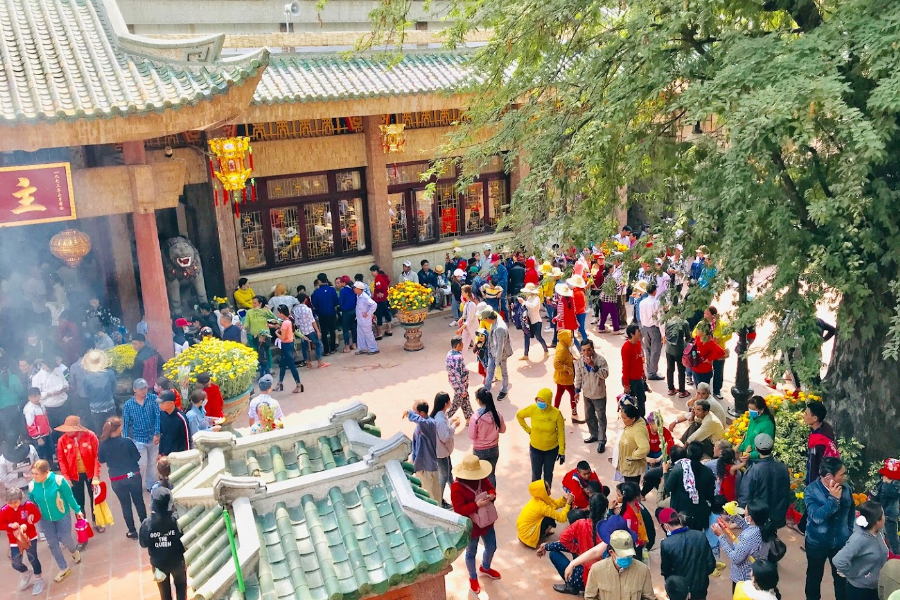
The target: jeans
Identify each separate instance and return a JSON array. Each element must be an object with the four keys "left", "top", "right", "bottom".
[
  {"left": 666, "top": 352, "right": 686, "bottom": 392},
  {"left": 886, "top": 517, "right": 900, "bottom": 554},
  {"left": 484, "top": 356, "right": 509, "bottom": 395},
  {"left": 40, "top": 513, "right": 76, "bottom": 570},
  {"left": 70, "top": 473, "right": 95, "bottom": 523},
  {"left": 641, "top": 326, "right": 662, "bottom": 377},
  {"left": 545, "top": 303, "right": 558, "bottom": 345},
  {"left": 436, "top": 456, "right": 452, "bottom": 503},
  {"left": 628, "top": 379, "right": 647, "bottom": 417},
  {"left": 846, "top": 585, "right": 878, "bottom": 600},
  {"left": 693, "top": 370, "right": 713, "bottom": 387},
  {"left": 524, "top": 322, "right": 548, "bottom": 355},
  {"left": 299, "top": 330, "right": 324, "bottom": 362},
  {"left": 465, "top": 527, "right": 497, "bottom": 579},
  {"left": 278, "top": 342, "right": 301, "bottom": 384},
  {"left": 584, "top": 396, "right": 607, "bottom": 443},
  {"left": 452, "top": 296, "right": 461, "bottom": 321},
  {"left": 134, "top": 440, "right": 160, "bottom": 490},
  {"left": 158, "top": 560, "right": 188, "bottom": 600},
  {"left": 530, "top": 445, "right": 559, "bottom": 488},
  {"left": 111, "top": 475, "right": 147, "bottom": 534},
  {"left": 341, "top": 311, "right": 357, "bottom": 347},
  {"left": 548, "top": 548, "right": 584, "bottom": 590},
  {"left": 474, "top": 446, "right": 500, "bottom": 488},
  {"left": 318, "top": 314, "right": 337, "bottom": 354},
  {"left": 712, "top": 358, "right": 725, "bottom": 395},
  {"left": 598, "top": 301, "right": 620, "bottom": 331},
  {"left": 10, "top": 538, "right": 41, "bottom": 576},
  {"left": 576, "top": 312, "right": 588, "bottom": 343},
  {"left": 249, "top": 335, "right": 272, "bottom": 377},
  {"left": 805, "top": 543, "right": 846, "bottom": 600}
]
